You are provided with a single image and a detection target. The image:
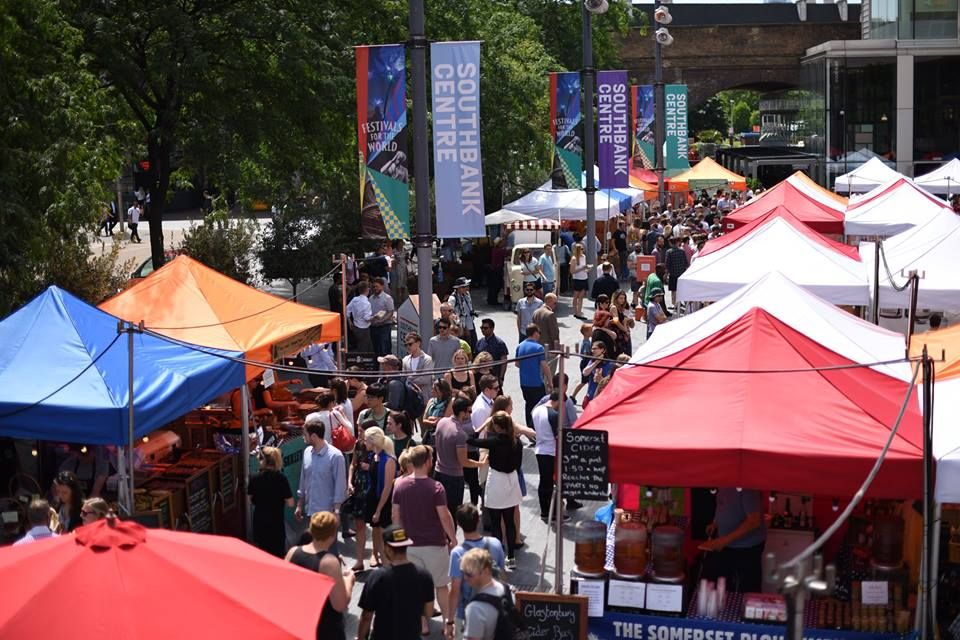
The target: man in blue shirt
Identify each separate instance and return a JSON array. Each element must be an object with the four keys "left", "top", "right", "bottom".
[
  {"left": 295, "top": 415, "right": 346, "bottom": 523},
  {"left": 515, "top": 324, "right": 554, "bottom": 430},
  {"left": 698, "top": 488, "right": 767, "bottom": 592},
  {"left": 476, "top": 318, "right": 508, "bottom": 383}
]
